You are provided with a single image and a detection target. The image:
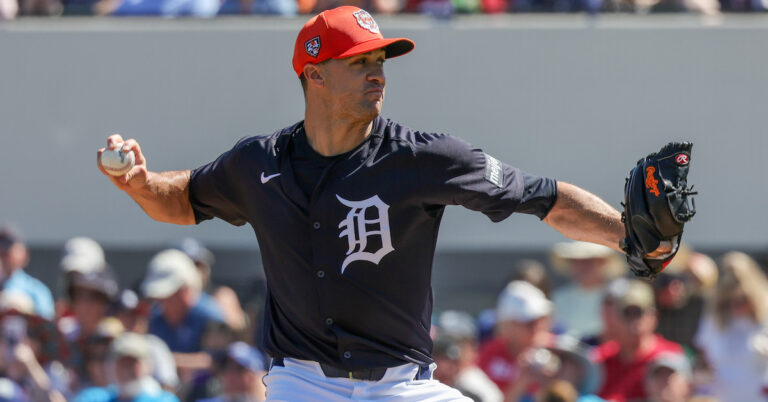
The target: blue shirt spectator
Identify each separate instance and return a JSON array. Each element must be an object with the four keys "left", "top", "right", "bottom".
[
  {"left": 0, "top": 227, "right": 54, "bottom": 320},
  {"left": 148, "top": 292, "right": 224, "bottom": 353},
  {"left": 142, "top": 250, "right": 225, "bottom": 353},
  {"left": 74, "top": 332, "right": 180, "bottom": 402},
  {"left": 73, "top": 386, "right": 178, "bottom": 402},
  {"left": 3, "top": 270, "right": 54, "bottom": 320}
]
